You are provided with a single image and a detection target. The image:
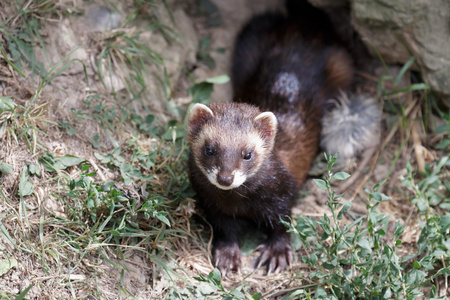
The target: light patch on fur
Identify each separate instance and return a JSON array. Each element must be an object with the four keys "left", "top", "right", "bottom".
[
  {"left": 254, "top": 111, "right": 278, "bottom": 143},
  {"left": 205, "top": 168, "right": 247, "bottom": 190},
  {"left": 231, "top": 170, "right": 247, "bottom": 188},
  {"left": 321, "top": 93, "right": 380, "bottom": 159},
  {"left": 189, "top": 103, "right": 214, "bottom": 120},
  {"left": 205, "top": 167, "right": 220, "bottom": 188},
  {"left": 254, "top": 111, "right": 276, "bottom": 124},
  {"left": 247, "top": 130, "right": 268, "bottom": 177},
  {"left": 271, "top": 72, "right": 300, "bottom": 103}
]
